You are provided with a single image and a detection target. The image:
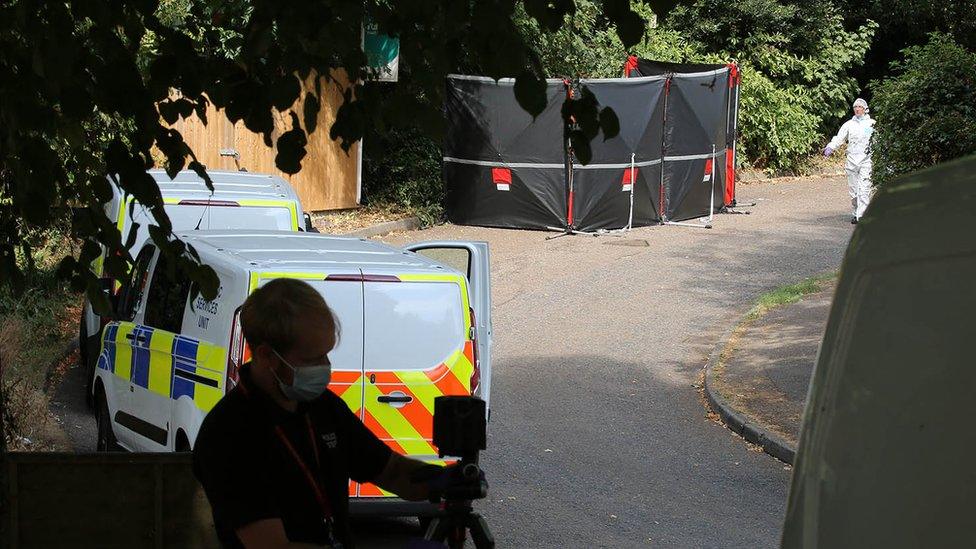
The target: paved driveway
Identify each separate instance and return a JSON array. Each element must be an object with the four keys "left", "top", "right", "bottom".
[
  {"left": 51, "top": 176, "right": 854, "bottom": 547},
  {"left": 367, "top": 176, "right": 854, "bottom": 547}
]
